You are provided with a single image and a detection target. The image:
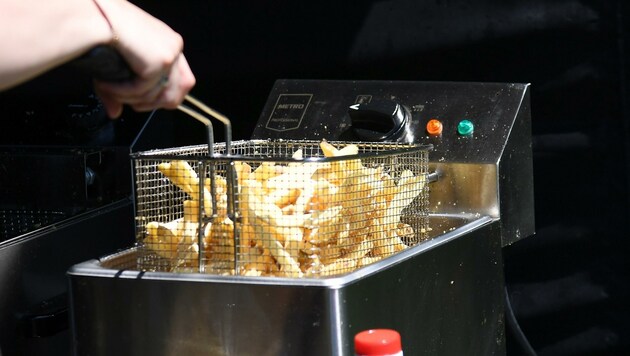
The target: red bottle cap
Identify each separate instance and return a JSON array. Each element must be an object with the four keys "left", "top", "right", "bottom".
[{"left": 354, "top": 329, "right": 402, "bottom": 355}]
